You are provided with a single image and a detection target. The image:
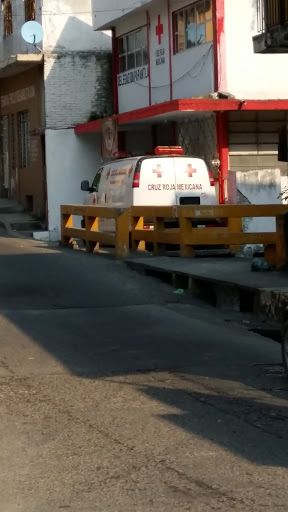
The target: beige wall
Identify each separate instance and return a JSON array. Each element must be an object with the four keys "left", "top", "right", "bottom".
[{"left": 0, "top": 65, "right": 46, "bottom": 217}]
